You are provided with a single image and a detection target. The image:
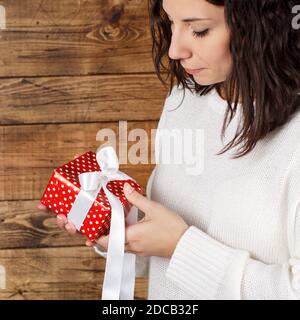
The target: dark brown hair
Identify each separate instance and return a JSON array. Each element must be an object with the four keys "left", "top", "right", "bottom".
[{"left": 148, "top": 0, "right": 300, "bottom": 158}]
